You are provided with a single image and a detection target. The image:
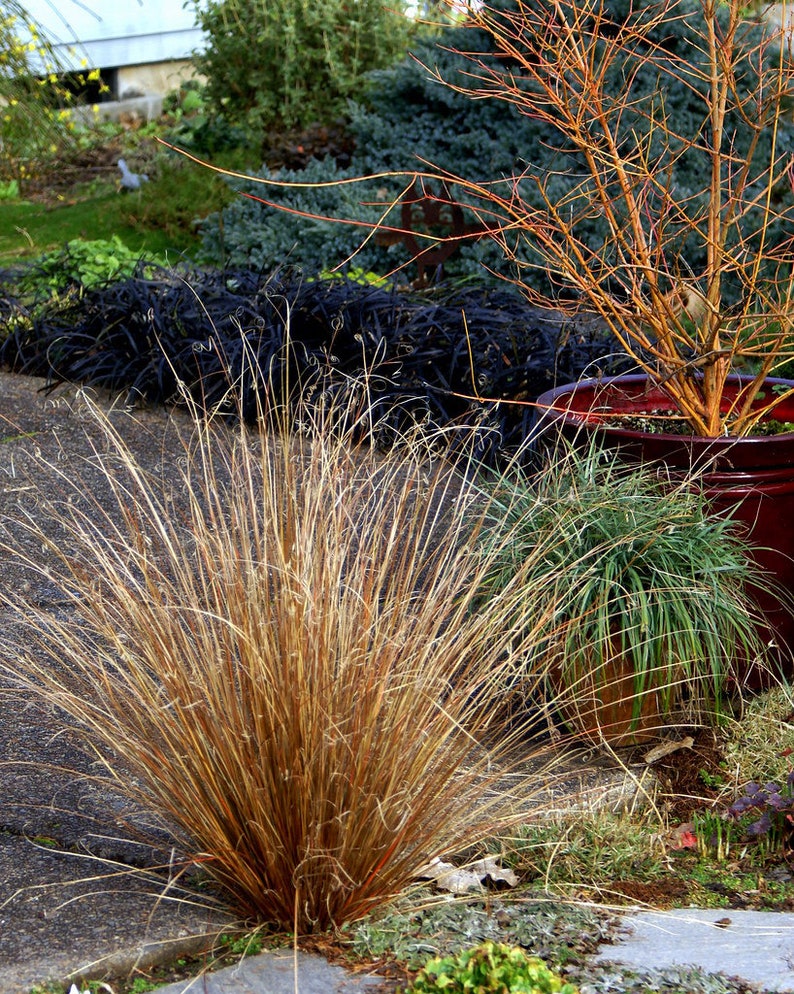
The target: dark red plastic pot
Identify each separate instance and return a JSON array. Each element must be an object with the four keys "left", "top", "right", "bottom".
[{"left": 535, "top": 374, "right": 794, "bottom": 685}]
